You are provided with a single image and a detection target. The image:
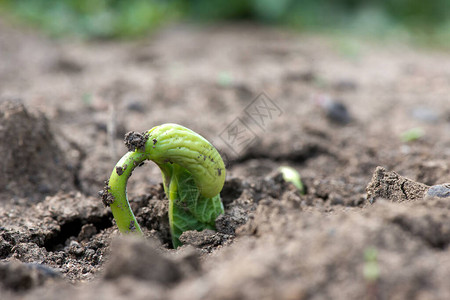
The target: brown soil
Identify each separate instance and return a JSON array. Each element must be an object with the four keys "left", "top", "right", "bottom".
[
  {"left": 0, "top": 101, "right": 76, "bottom": 202},
  {"left": 0, "top": 21, "right": 450, "bottom": 299}
]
